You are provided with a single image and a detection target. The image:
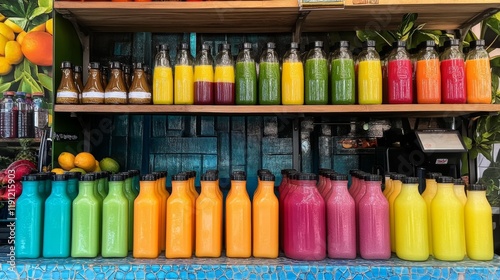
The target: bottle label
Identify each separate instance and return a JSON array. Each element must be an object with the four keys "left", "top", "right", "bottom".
[
  {"left": 57, "top": 91, "right": 78, "bottom": 98},
  {"left": 105, "top": 91, "right": 127, "bottom": 99},
  {"left": 82, "top": 91, "right": 105, "bottom": 98},
  {"left": 129, "top": 91, "right": 151, "bottom": 99}
]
